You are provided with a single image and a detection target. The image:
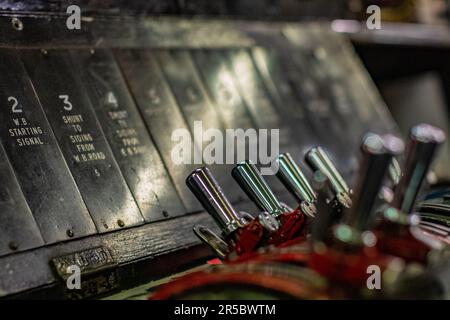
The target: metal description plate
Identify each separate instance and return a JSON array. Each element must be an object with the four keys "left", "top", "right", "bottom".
[
  {"left": 51, "top": 246, "right": 117, "bottom": 279},
  {"left": 21, "top": 49, "right": 143, "bottom": 232},
  {"left": 223, "top": 49, "right": 301, "bottom": 158},
  {"left": 115, "top": 49, "right": 203, "bottom": 213},
  {"left": 272, "top": 45, "right": 353, "bottom": 173},
  {"left": 191, "top": 50, "right": 256, "bottom": 136},
  {"left": 283, "top": 26, "right": 366, "bottom": 150},
  {"left": 222, "top": 49, "right": 308, "bottom": 204},
  {"left": 251, "top": 46, "right": 351, "bottom": 176},
  {"left": 51, "top": 246, "right": 119, "bottom": 300},
  {"left": 287, "top": 50, "right": 351, "bottom": 148},
  {"left": 155, "top": 50, "right": 247, "bottom": 206},
  {"left": 0, "top": 143, "right": 44, "bottom": 256},
  {"left": 191, "top": 49, "right": 292, "bottom": 199},
  {"left": 304, "top": 26, "right": 396, "bottom": 133},
  {"left": 73, "top": 49, "right": 185, "bottom": 222},
  {"left": 250, "top": 46, "right": 319, "bottom": 160},
  {"left": 0, "top": 49, "right": 96, "bottom": 243}
]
